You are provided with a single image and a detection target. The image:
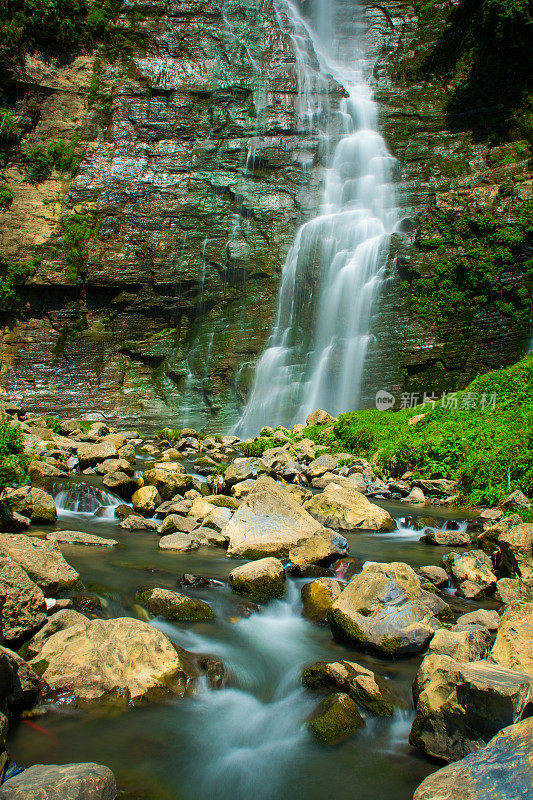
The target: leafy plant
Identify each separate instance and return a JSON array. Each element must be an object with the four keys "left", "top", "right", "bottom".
[
  {"left": 0, "top": 420, "right": 28, "bottom": 514},
  {"left": 63, "top": 212, "right": 100, "bottom": 281},
  {"left": 0, "top": 109, "right": 20, "bottom": 142},
  {"left": 0, "top": 182, "right": 13, "bottom": 209},
  {"left": 0, "top": 254, "right": 36, "bottom": 311}
]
